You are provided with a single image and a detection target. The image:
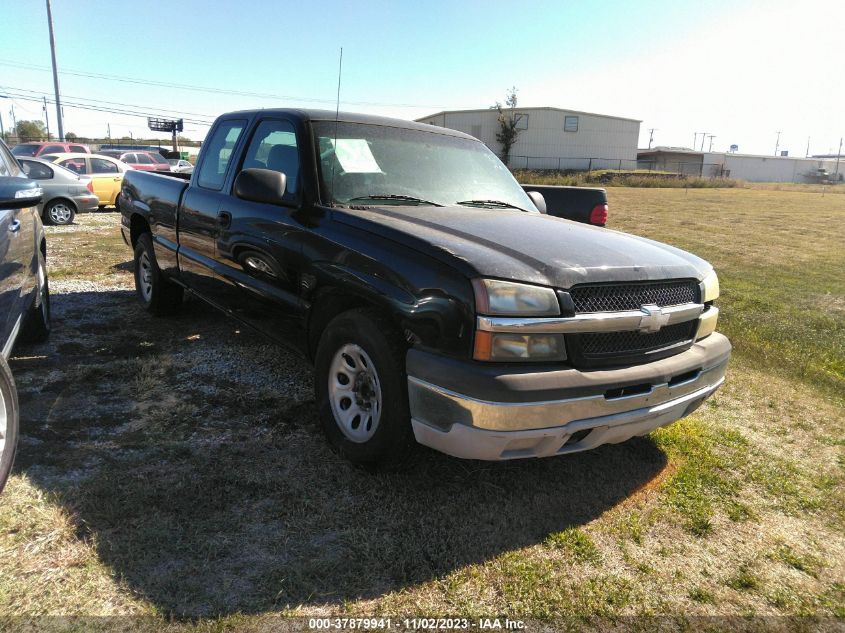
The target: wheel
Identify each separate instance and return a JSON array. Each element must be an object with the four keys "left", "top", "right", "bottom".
[
  {"left": 0, "top": 356, "right": 19, "bottom": 494},
  {"left": 19, "top": 248, "right": 50, "bottom": 344},
  {"left": 43, "top": 200, "right": 76, "bottom": 226},
  {"left": 133, "top": 233, "right": 183, "bottom": 315},
  {"left": 314, "top": 309, "right": 416, "bottom": 470}
]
